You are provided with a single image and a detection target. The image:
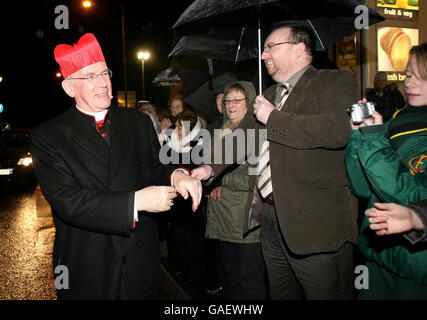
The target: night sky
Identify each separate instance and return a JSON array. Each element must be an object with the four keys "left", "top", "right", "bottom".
[{"left": 0, "top": 0, "right": 194, "bottom": 129}]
